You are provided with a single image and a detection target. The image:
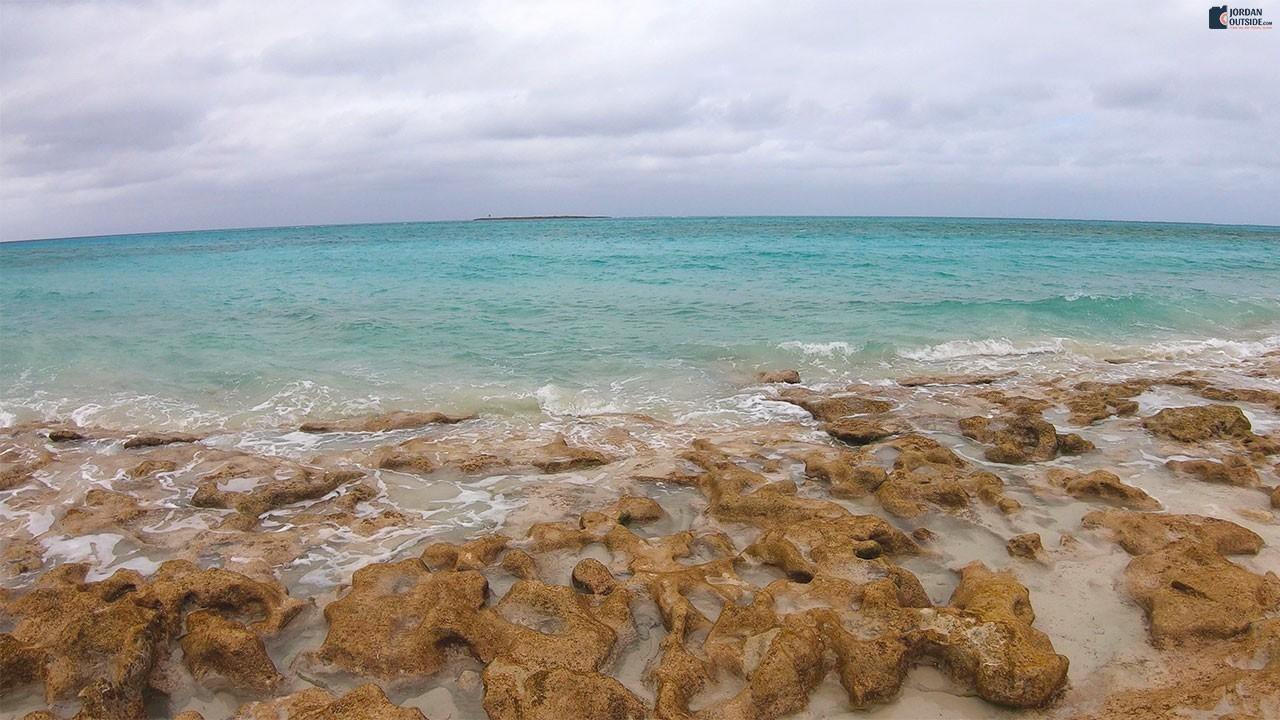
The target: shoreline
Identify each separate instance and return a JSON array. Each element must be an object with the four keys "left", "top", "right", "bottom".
[{"left": 2, "top": 346, "right": 1278, "bottom": 719}]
